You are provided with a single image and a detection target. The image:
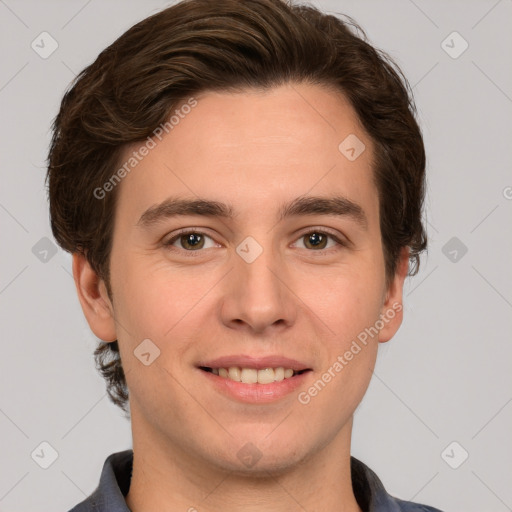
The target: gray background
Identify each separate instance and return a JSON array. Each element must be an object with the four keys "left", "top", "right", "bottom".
[{"left": 1, "top": 0, "right": 511, "bottom": 510}]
